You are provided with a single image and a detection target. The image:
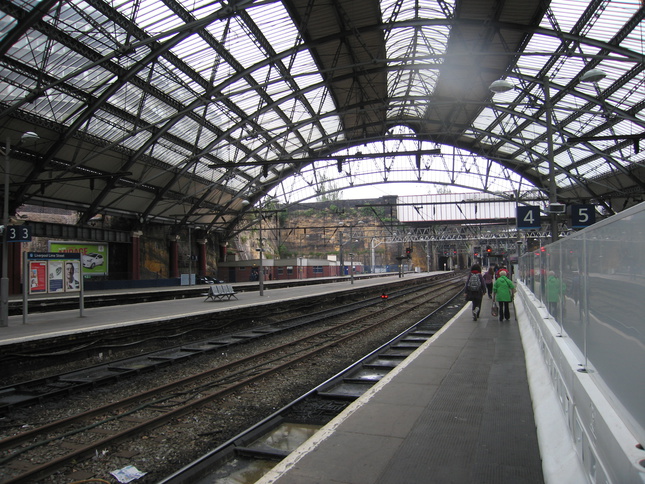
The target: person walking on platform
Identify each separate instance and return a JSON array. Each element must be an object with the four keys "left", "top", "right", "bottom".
[
  {"left": 493, "top": 269, "right": 515, "bottom": 321},
  {"left": 483, "top": 267, "right": 494, "bottom": 298},
  {"left": 464, "top": 264, "right": 486, "bottom": 321}
]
